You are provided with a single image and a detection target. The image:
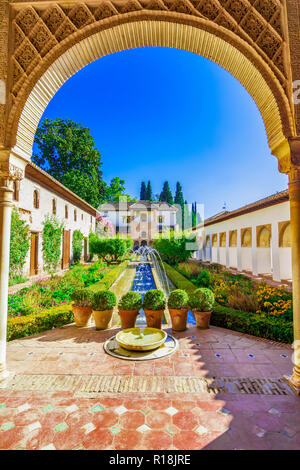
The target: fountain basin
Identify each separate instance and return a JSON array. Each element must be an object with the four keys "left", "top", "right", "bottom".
[{"left": 116, "top": 327, "right": 167, "bottom": 351}]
